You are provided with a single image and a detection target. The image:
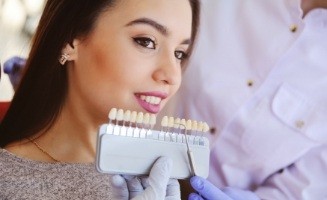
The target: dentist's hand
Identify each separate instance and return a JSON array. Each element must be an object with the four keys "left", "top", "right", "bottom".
[
  {"left": 189, "top": 176, "right": 259, "bottom": 200},
  {"left": 111, "top": 156, "right": 181, "bottom": 200},
  {"left": 3, "top": 56, "right": 26, "bottom": 90}
]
